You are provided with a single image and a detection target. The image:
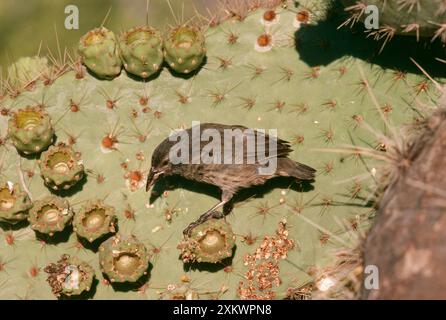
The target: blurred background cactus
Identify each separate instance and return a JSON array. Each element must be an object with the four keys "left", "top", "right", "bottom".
[
  {"left": 0, "top": 0, "right": 444, "bottom": 300},
  {"left": 340, "top": 0, "right": 446, "bottom": 44}
]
